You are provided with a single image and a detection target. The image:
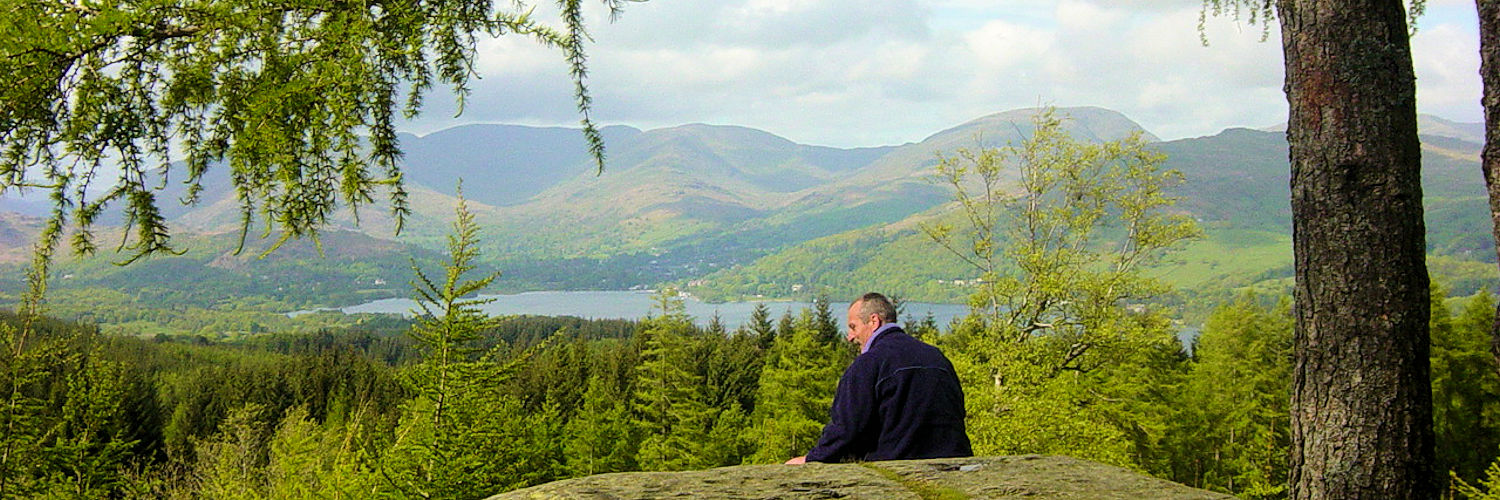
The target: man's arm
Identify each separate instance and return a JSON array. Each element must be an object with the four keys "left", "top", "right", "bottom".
[{"left": 805, "top": 360, "right": 876, "bottom": 462}]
